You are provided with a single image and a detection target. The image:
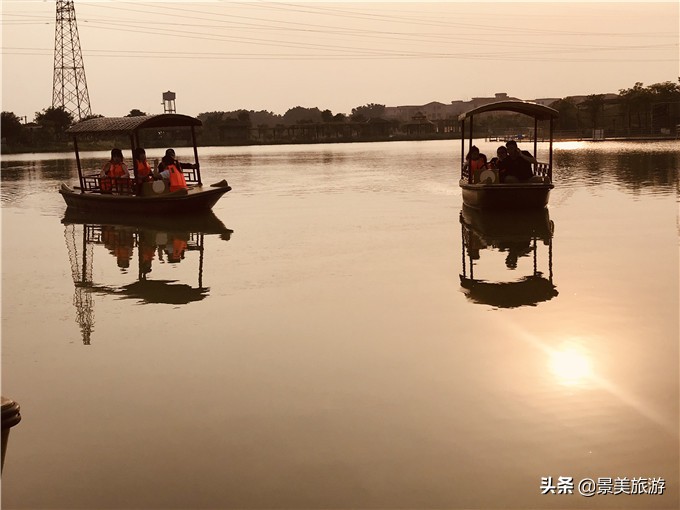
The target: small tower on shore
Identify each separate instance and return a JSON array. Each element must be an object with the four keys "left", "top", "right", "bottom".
[{"left": 162, "top": 91, "right": 177, "bottom": 113}]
